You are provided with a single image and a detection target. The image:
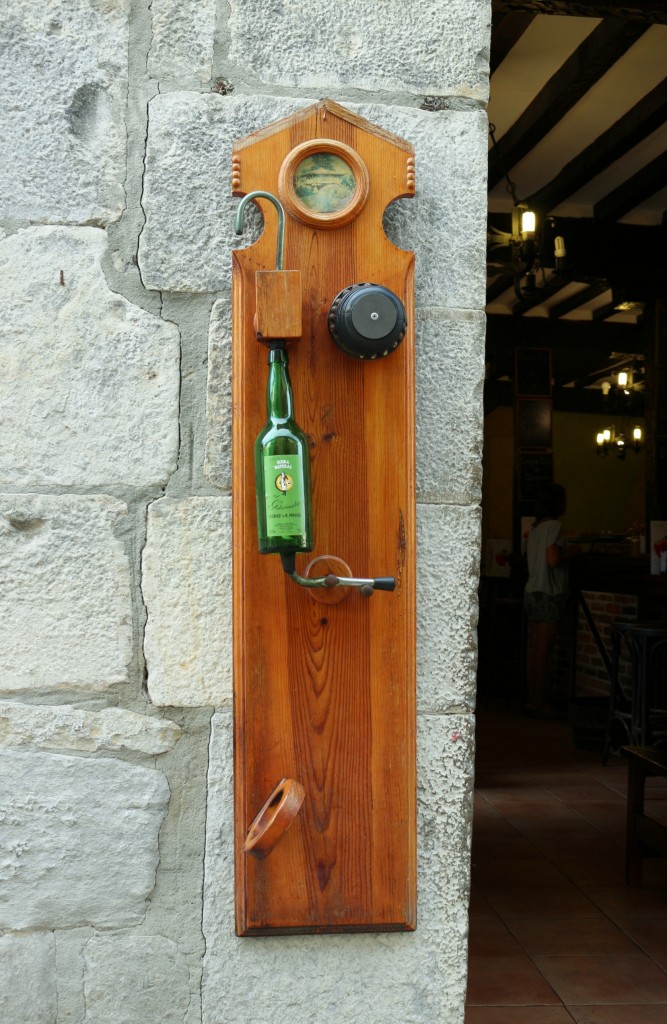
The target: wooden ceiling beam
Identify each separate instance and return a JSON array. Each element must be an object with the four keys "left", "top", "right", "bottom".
[
  {"left": 486, "top": 272, "right": 517, "bottom": 301},
  {"left": 548, "top": 282, "right": 610, "bottom": 318},
  {"left": 486, "top": 312, "right": 643, "bottom": 351},
  {"left": 527, "top": 77, "right": 667, "bottom": 214},
  {"left": 593, "top": 149, "right": 667, "bottom": 220},
  {"left": 591, "top": 299, "right": 620, "bottom": 320},
  {"left": 487, "top": 19, "right": 649, "bottom": 190},
  {"left": 511, "top": 277, "right": 572, "bottom": 314},
  {"left": 492, "top": 1, "right": 667, "bottom": 24},
  {"left": 490, "top": 11, "right": 537, "bottom": 74}
]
